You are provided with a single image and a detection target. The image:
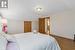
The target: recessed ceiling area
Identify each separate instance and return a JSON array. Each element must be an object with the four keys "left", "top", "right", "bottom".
[{"left": 0, "top": 0, "right": 75, "bottom": 20}]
